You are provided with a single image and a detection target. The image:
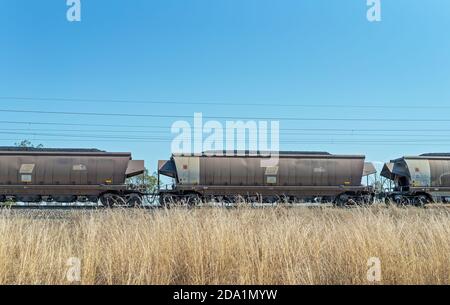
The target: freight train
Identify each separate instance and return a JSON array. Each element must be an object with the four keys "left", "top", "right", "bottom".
[
  {"left": 381, "top": 153, "right": 450, "bottom": 206},
  {"left": 158, "top": 151, "right": 377, "bottom": 206},
  {"left": 2, "top": 146, "right": 449, "bottom": 207},
  {"left": 0, "top": 147, "right": 145, "bottom": 206}
]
